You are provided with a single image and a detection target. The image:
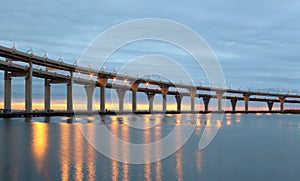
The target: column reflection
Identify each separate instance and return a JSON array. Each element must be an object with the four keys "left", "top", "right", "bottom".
[
  {"left": 74, "top": 123, "right": 83, "bottom": 181},
  {"left": 154, "top": 117, "right": 162, "bottom": 181},
  {"left": 111, "top": 117, "right": 119, "bottom": 181},
  {"left": 60, "top": 124, "right": 71, "bottom": 181},
  {"left": 144, "top": 117, "right": 152, "bottom": 181},
  {"left": 121, "top": 117, "right": 130, "bottom": 181},
  {"left": 31, "top": 122, "right": 49, "bottom": 173},
  {"left": 175, "top": 114, "right": 183, "bottom": 180}
]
